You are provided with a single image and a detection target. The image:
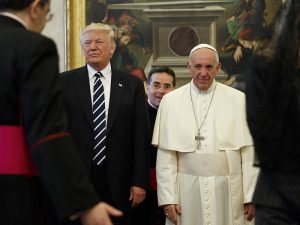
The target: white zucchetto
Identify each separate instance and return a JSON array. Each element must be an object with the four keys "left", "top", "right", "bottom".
[{"left": 190, "top": 43, "right": 217, "bottom": 54}]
